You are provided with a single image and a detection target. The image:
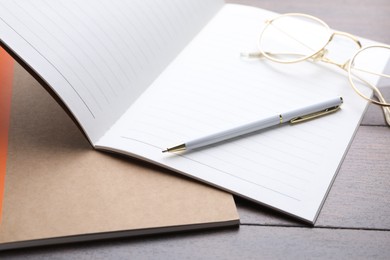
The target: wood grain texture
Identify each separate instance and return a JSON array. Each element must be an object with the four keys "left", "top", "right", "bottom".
[
  {"left": 1, "top": 0, "right": 389, "bottom": 259},
  {"left": 1, "top": 226, "right": 390, "bottom": 259}
]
